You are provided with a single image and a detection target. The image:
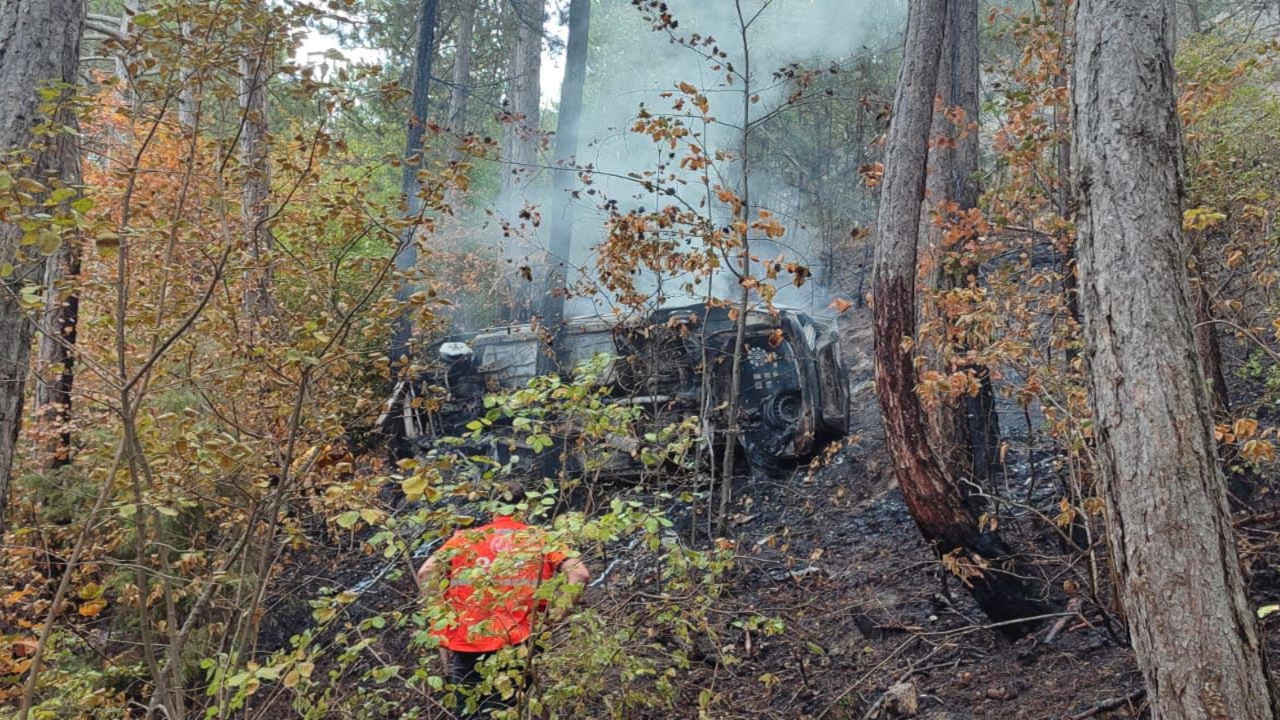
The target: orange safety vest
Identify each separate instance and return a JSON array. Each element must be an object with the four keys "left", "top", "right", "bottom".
[{"left": 432, "top": 516, "right": 566, "bottom": 653}]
